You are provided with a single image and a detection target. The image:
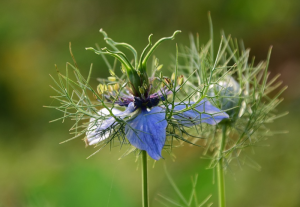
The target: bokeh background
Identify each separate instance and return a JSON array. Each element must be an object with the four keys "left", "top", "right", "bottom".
[{"left": 1, "top": 0, "right": 300, "bottom": 206}]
